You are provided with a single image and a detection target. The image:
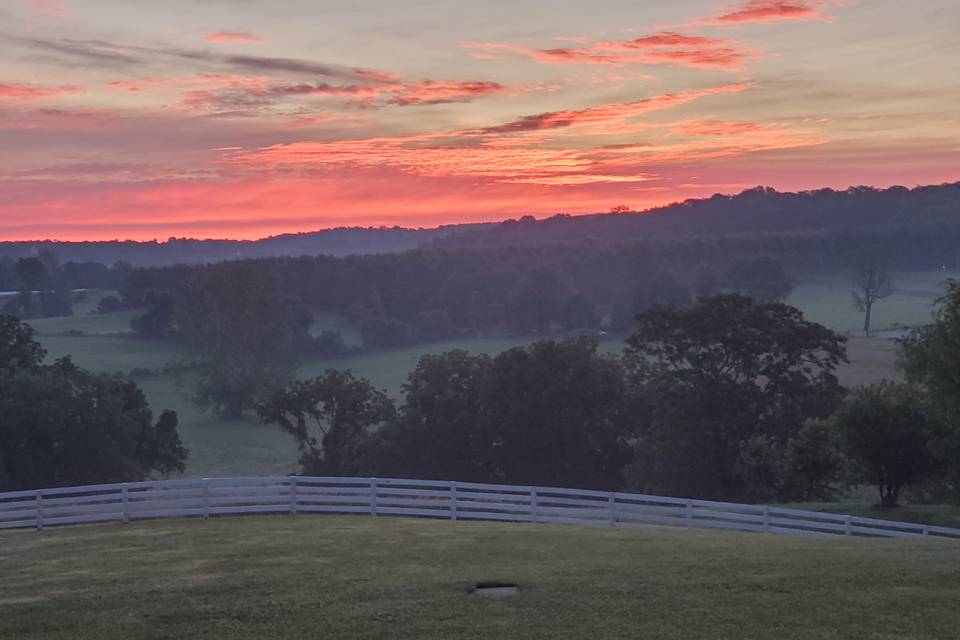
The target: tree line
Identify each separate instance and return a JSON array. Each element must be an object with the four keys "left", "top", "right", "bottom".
[
  {"left": 4, "top": 281, "right": 959, "bottom": 507},
  {"left": 255, "top": 289, "right": 960, "bottom": 507}
]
